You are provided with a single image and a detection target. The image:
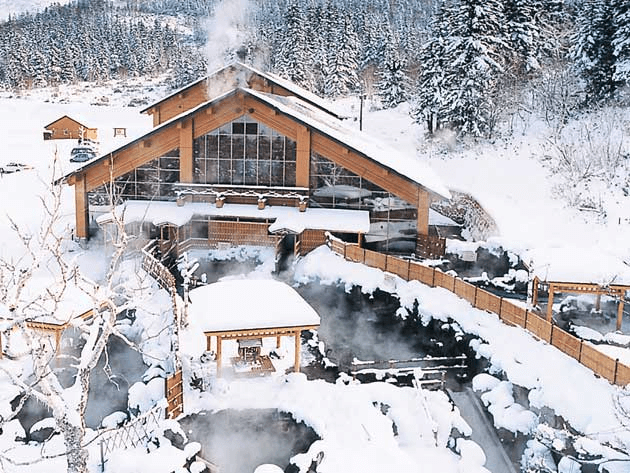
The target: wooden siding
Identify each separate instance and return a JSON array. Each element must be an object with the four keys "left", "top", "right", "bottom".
[{"left": 151, "top": 81, "right": 209, "bottom": 126}]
